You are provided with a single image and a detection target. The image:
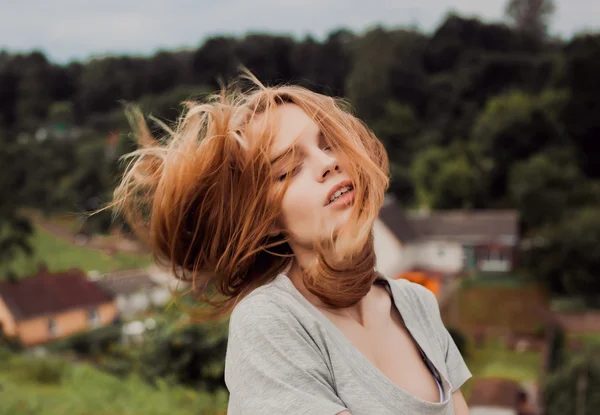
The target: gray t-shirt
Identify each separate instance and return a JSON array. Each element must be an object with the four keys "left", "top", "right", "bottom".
[{"left": 225, "top": 274, "right": 472, "bottom": 415}]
